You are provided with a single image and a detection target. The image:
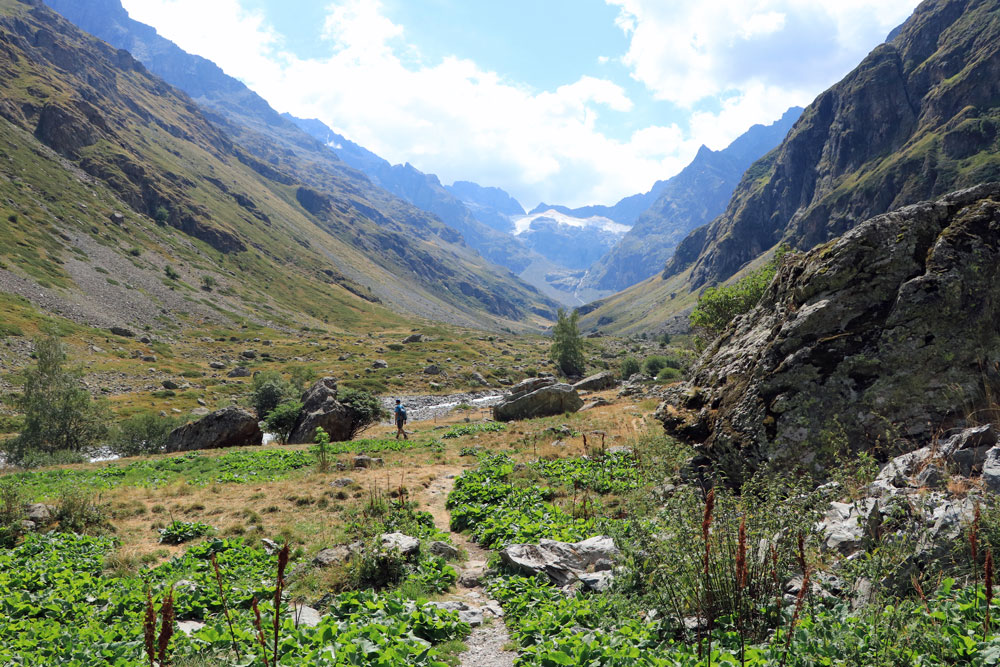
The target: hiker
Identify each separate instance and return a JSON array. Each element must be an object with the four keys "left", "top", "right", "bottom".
[{"left": 394, "top": 399, "right": 408, "bottom": 440}]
